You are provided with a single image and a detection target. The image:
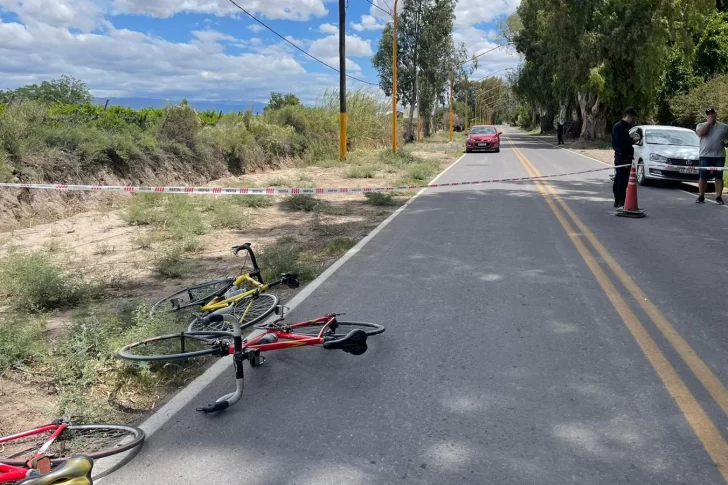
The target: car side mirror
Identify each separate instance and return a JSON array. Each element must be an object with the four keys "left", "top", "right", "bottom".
[{"left": 497, "top": 131, "right": 503, "bottom": 135}]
